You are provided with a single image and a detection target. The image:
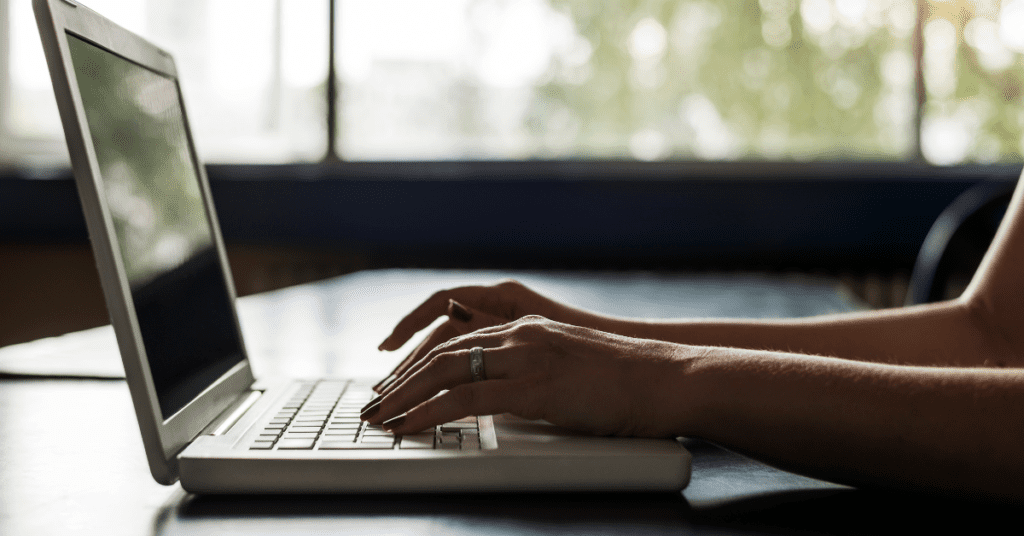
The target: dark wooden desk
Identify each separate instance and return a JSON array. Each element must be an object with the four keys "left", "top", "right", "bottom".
[{"left": 0, "top": 270, "right": 1014, "bottom": 535}]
